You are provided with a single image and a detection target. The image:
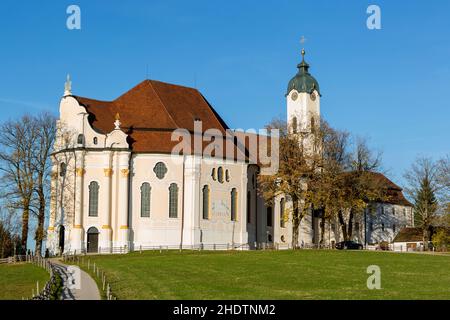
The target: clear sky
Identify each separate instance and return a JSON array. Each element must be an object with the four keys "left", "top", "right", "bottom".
[{"left": 0, "top": 0, "right": 449, "bottom": 187}]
